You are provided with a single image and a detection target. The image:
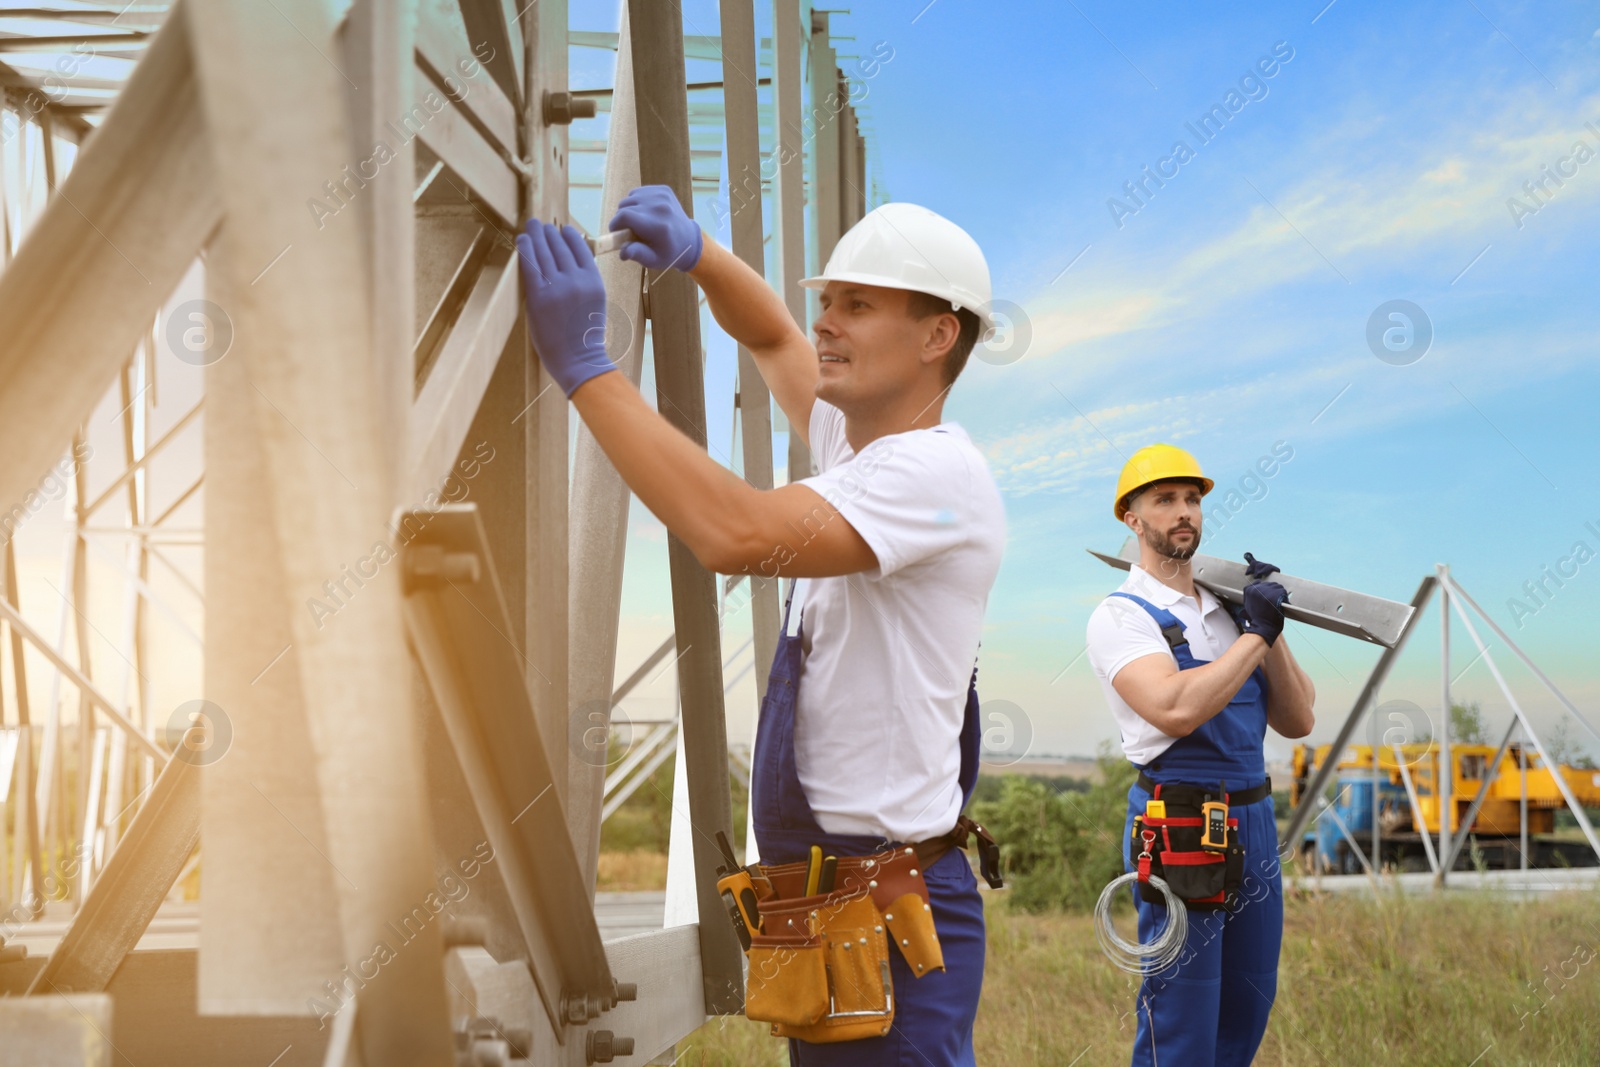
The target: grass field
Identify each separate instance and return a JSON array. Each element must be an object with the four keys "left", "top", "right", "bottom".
[{"left": 667, "top": 884, "right": 1600, "bottom": 1066}]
